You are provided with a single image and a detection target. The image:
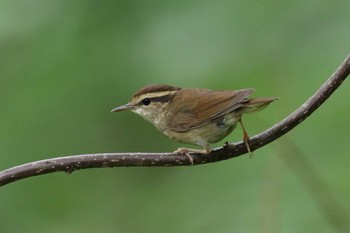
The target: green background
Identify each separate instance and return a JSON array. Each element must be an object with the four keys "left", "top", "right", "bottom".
[{"left": 1, "top": 1, "right": 350, "bottom": 232}]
